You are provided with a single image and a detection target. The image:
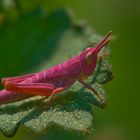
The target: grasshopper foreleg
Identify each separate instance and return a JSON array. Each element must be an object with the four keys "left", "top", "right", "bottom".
[{"left": 78, "top": 80, "right": 103, "bottom": 102}]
